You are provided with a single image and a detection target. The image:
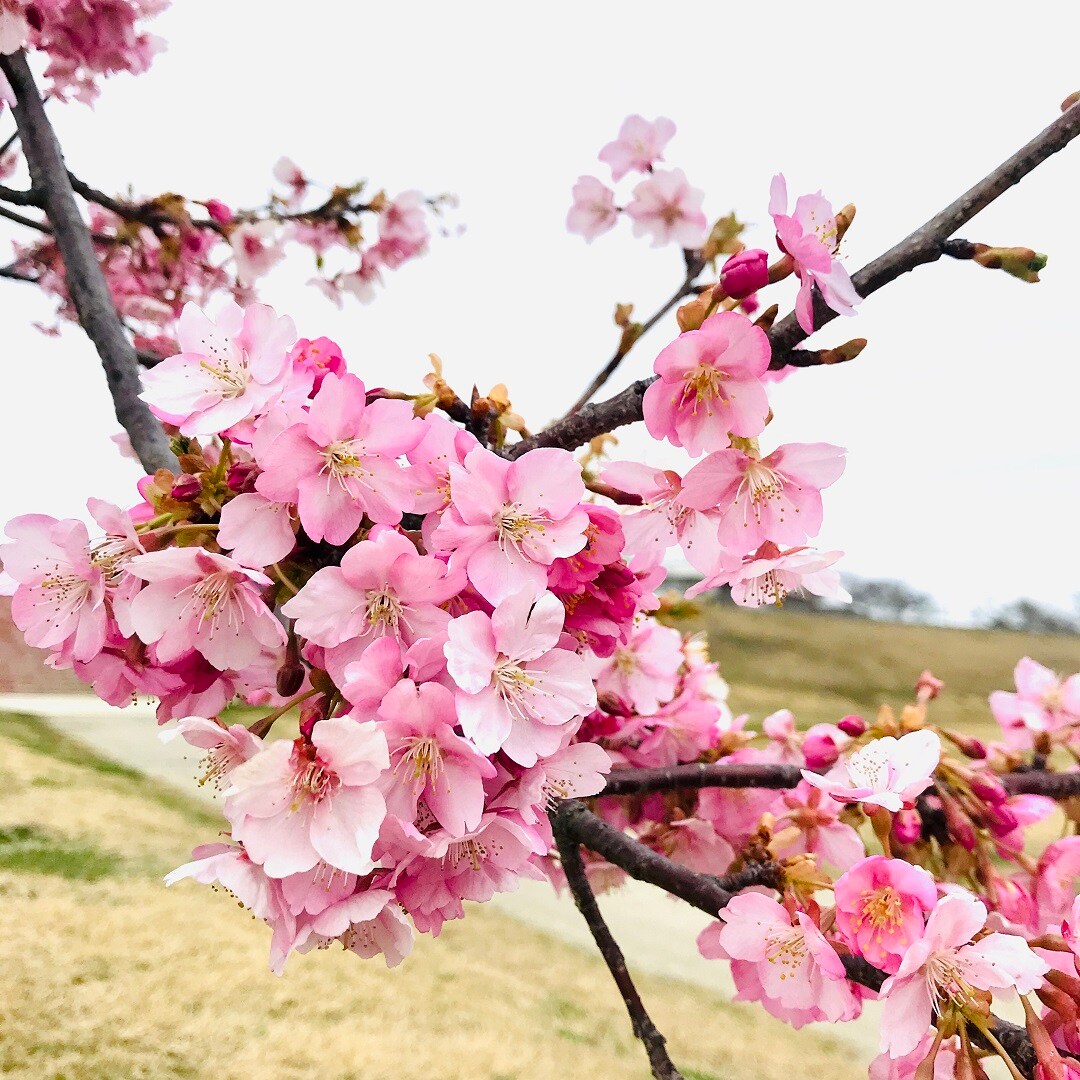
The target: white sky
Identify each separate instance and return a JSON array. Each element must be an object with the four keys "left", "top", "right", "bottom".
[{"left": 1, "top": 0, "right": 1079, "bottom": 623}]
